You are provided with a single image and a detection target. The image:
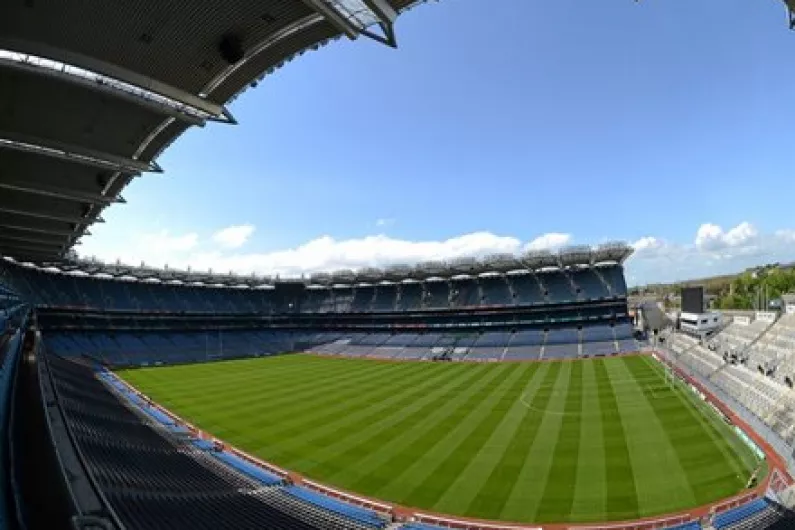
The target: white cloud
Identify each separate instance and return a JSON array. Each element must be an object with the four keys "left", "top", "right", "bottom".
[
  {"left": 631, "top": 236, "right": 663, "bottom": 252},
  {"left": 76, "top": 221, "right": 795, "bottom": 286},
  {"left": 79, "top": 230, "right": 199, "bottom": 268},
  {"left": 524, "top": 232, "right": 572, "bottom": 251},
  {"left": 79, "top": 230, "right": 569, "bottom": 277},
  {"left": 626, "top": 221, "right": 794, "bottom": 285},
  {"left": 211, "top": 224, "right": 255, "bottom": 249},
  {"left": 375, "top": 218, "right": 395, "bottom": 228},
  {"left": 695, "top": 221, "right": 758, "bottom": 251}
]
